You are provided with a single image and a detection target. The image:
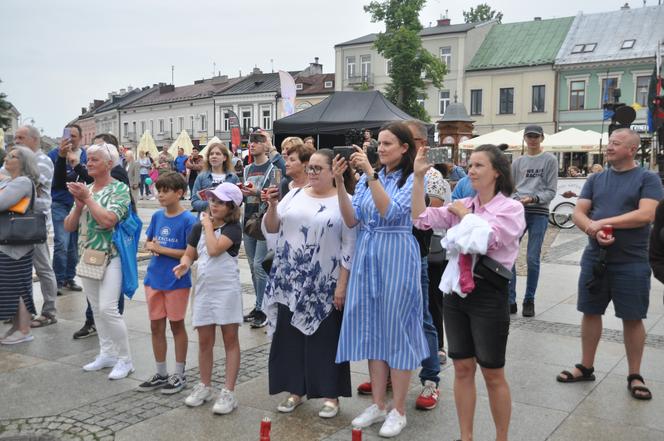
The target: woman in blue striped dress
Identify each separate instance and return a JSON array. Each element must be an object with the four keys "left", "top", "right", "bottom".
[{"left": 333, "top": 121, "right": 428, "bottom": 438}]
